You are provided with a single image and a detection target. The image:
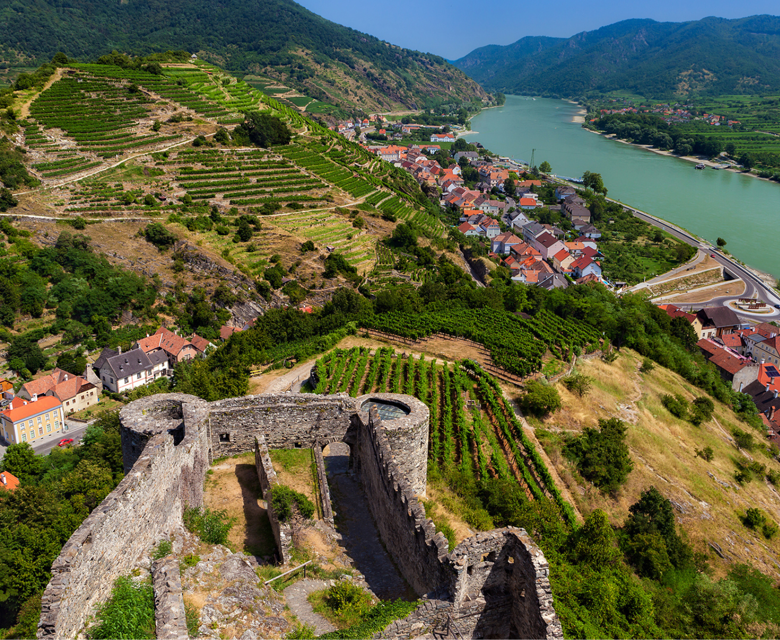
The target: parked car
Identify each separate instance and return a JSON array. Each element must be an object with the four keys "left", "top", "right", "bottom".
[{"left": 58, "top": 438, "right": 74, "bottom": 447}]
